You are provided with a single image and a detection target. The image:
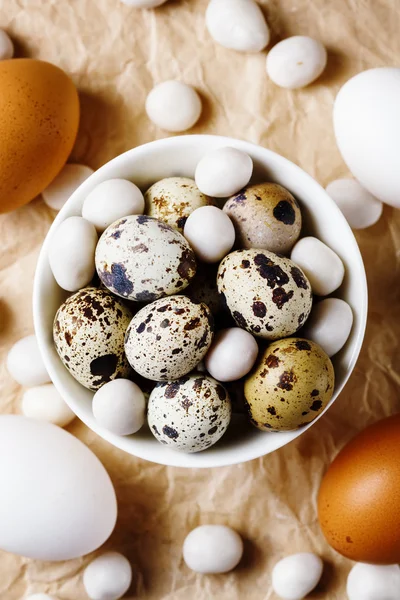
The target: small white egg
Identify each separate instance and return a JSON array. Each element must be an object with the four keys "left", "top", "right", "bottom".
[
  {"left": 183, "top": 525, "right": 243, "bottom": 574},
  {"left": 206, "top": 0, "right": 270, "bottom": 53},
  {"left": 272, "top": 553, "right": 323, "bottom": 600},
  {"left": 146, "top": 81, "right": 202, "bottom": 133},
  {"left": 120, "top": 0, "right": 167, "bottom": 6},
  {"left": 302, "top": 298, "right": 353, "bottom": 357},
  {"left": 205, "top": 328, "right": 258, "bottom": 382},
  {"left": 347, "top": 563, "right": 400, "bottom": 600},
  {"left": 93, "top": 379, "right": 146, "bottom": 436},
  {"left": 0, "top": 30, "right": 13, "bottom": 60},
  {"left": 266, "top": 36, "right": 327, "bottom": 89},
  {"left": 22, "top": 384, "right": 75, "bottom": 428},
  {"left": 195, "top": 147, "right": 253, "bottom": 198},
  {"left": 290, "top": 236, "right": 344, "bottom": 296},
  {"left": 325, "top": 178, "right": 383, "bottom": 230},
  {"left": 43, "top": 164, "right": 94, "bottom": 211},
  {"left": 25, "top": 595, "right": 57, "bottom": 600},
  {"left": 7, "top": 334, "right": 50, "bottom": 387},
  {"left": 49, "top": 216, "right": 98, "bottom": 292},
  {"left": 184, "top": 205, "right": 235, "bottom": 263},
  {"left": 82, "top": 179, "right": 144, "bottom": 233},
  {"left": 83, "top": 552, "right": 132, "bottom": 600}
]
